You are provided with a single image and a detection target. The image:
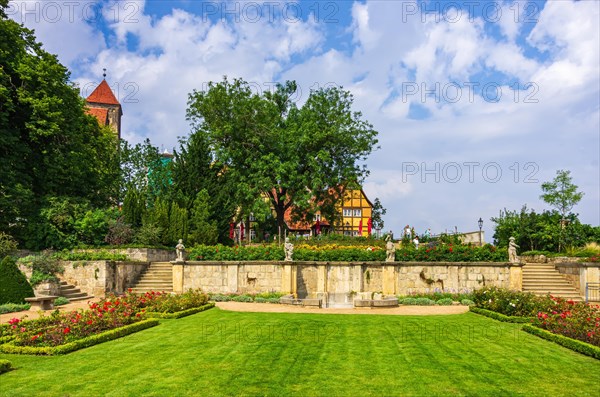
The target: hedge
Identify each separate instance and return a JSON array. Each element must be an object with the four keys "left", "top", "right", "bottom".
[
  {"left": 522, "top": 324, "right": 600, "bottom": 360},
  {"left": 469, "top": 307, "right": 532, "bottom": 323},
  {"left": 0, "top": 319, "right": 159, "bottom": 355},
  {"left": 0, "top": 359, "right": 13, "bottom": 374},
  {"left": 0, "top": 256, "right": 34, "bottom": 305},
  {"left": 145, "top": 302, "right": 215, "bottom": 319}
]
